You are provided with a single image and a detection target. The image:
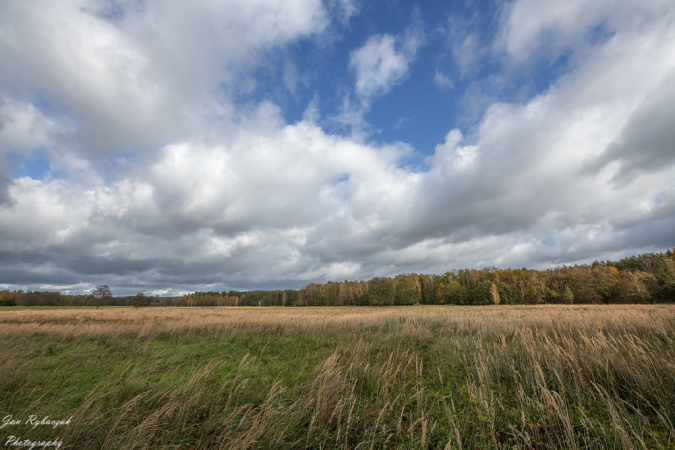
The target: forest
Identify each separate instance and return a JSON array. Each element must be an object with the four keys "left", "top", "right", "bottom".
[{"left": 2, "top": 249, "right": 674, "bottom": 307}]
